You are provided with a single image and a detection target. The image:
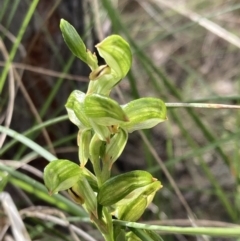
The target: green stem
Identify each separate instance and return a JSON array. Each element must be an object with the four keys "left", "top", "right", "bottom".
[
  {"left": 102, "top": 233, "right": 114, "bottom": 241},
  {"left": 90, "top": 207, "right": 113, "bottom": 241},
  {"left": 102, "top": 207, "right": 114, "bottom": 241},
  {"left": 90, "top": 212, "right": 109, "bottom": 235}
]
